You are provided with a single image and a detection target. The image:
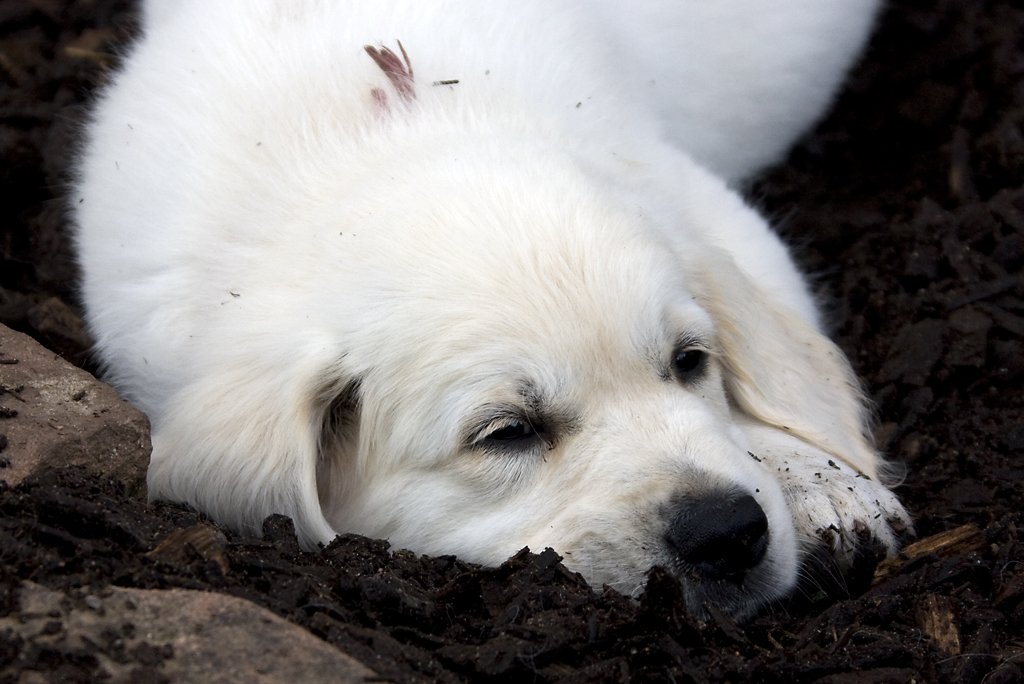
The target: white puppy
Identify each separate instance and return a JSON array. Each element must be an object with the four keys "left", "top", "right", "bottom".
[{"left": 74, "top": 0, "right": 911, "bottom": 617}]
